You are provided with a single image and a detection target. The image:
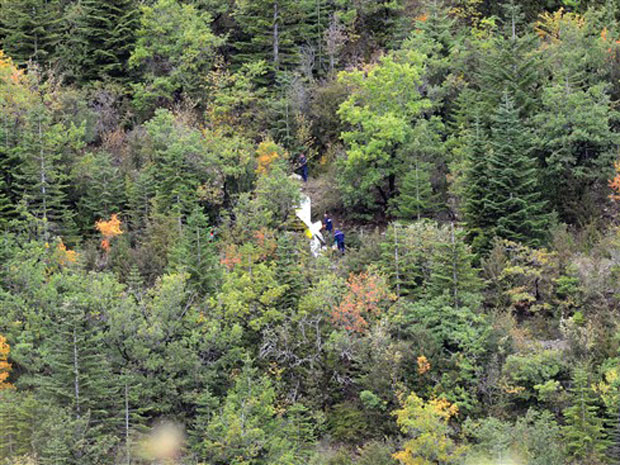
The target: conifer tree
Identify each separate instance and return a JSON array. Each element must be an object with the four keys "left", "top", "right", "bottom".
[
  {"left": 231, "top": 0, "right": 315, "bottom": 74},
  {"left": 129, "top": 0, "right": 223, "bottom": 113},
  {"left": 563, "top": 366, "right": 610, "bottom": 463},
  {"left": 274, "top": 232, "right": 304, "bottom": 310},
  {"left": 168, "top": 205, "right": 221, "bottom": 296},
  {"left": 462, "top": 118, "right": 493, "bottom": 252},
  {"left": 145, "top": 110, "right": 206, "bottom": 222},
  {"left": 36, "top": 276, "right": 123, "bottom": 463},
  {"left": 485, "top": 92, "right": 549, "bottom": 246},
  {"left": 429, "top": 223, "right": 480, "bottom": 309},
  {"left": 60, "top": 0, "right": 139, "bottom": 83},
  {"left": 473, "top": 1, "right": 540, "bottom": 118},
  {"left": 126, "top": 166, "right": 155, "bottom": 232},
  {"left": 71, "top": 151, "right": 124, "bottom": 235},
  {"left": 0, "top": 391, "right": 38, "bottom": 460},
  {"left": 0, "top": 0, "right": 62, "bottom": 66},
  {"left": 14, "top": 108, "right": 82, "bottom": 242},
  {"left": 607, "top": 404, "right": 620, "bottom": 465},
  {"left": 0, "top": 110, "right": 18, "bottom": 228},
  {"left": 394, "top": 160, "right": 434, "bottom": 221}
]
